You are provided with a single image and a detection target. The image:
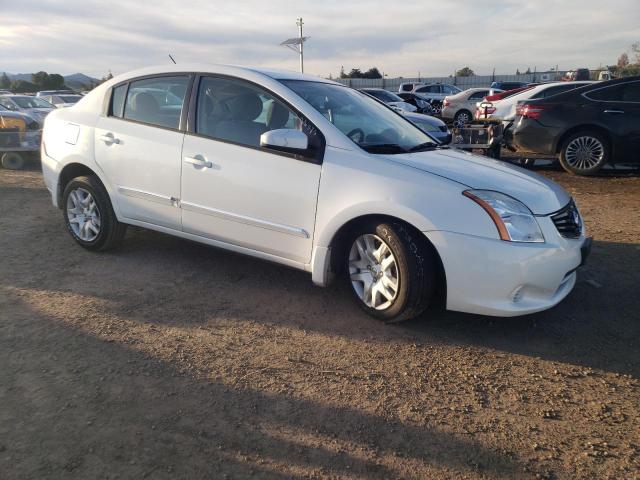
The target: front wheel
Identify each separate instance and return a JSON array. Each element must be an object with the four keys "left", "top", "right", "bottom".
[
  {"left": 345, "top": 220, "right": 436, "bottom": 323},
  {"left": 62, "top": 175, "right": 127, "bottom": 251},
  {"left": 559, "top": 131, "right": 609, "bottom": 175}
]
